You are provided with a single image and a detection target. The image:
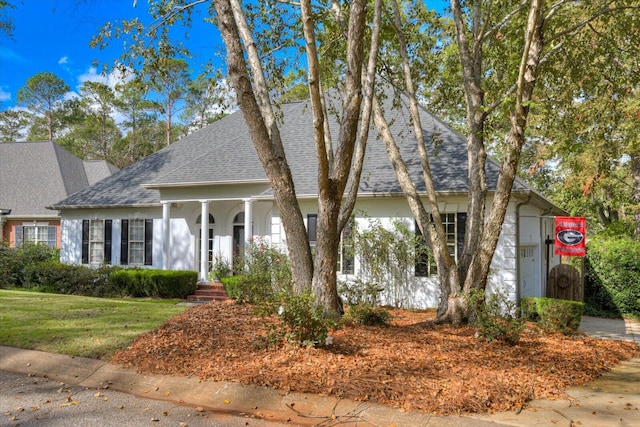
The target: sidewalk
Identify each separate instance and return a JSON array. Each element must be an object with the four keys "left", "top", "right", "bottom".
[{"left": 1, "top": 316, "right": 638, "bottom": 426}]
